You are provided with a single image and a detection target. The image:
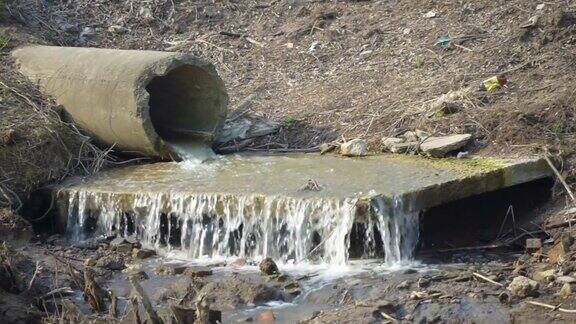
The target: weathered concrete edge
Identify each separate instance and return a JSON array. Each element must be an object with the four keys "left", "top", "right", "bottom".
[
  {"left": 51, "top": 157, "right": 553, "bottom": 231},
  {"left": 396, "top": 157, "right": 553, "bottom": 213}
]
